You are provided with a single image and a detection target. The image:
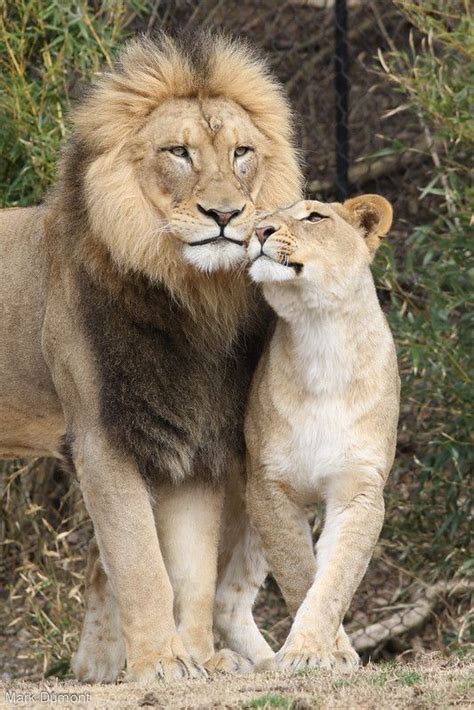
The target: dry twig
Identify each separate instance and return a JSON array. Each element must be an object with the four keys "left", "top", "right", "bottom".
[{"left": 350, "top": 579, "right": 474, "bottom": 652}]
